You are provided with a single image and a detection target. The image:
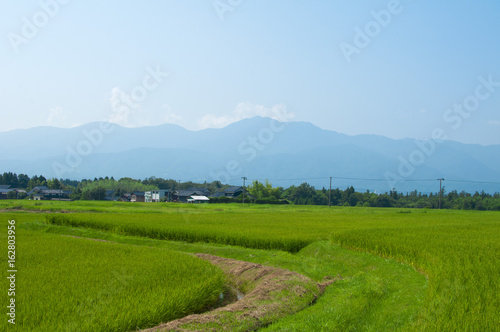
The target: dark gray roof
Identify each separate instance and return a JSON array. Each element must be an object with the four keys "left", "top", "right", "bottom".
[
  {"left": 33, "top": 186, "right": 49, "bottom": 191},
  {"left": 43, "top": 189, "right": 72, "bottom": 195},
  {"left": 224, "top": 186, "right": 243, "bottom": 193},
  {"left": 0, "top": 189, "right": 14, "bottom": 194},
  {"left": 30, "top": 189, "right": 72, "bottom": 196},
  {"left": 177, "top": 189, "right": 208, "bottom": 197},
  {"left": 0, "top": 185, "right": 11, "bottom": 189},
  {"left": 187, "top": 187, "right": 211, "bottom": 194},
  {"left": 210, "top": 192, "right": 226, "bottom": 198}
]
